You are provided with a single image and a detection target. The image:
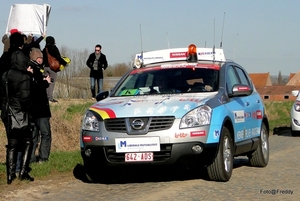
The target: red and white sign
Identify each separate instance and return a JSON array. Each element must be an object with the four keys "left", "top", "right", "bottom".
[
  {"left": 190, "top": 130, "right": 206, "bottom": 137},
  {"left": 170, "top": 52, "right": 187, "bottom": 58},
  {"left": 125, "top": 152, "right": 153, "bottom": 162}
]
